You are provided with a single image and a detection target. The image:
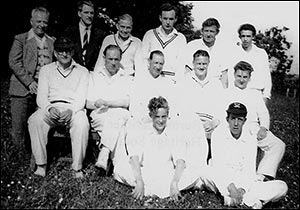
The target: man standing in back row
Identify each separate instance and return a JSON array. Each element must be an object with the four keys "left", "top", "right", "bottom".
[
  {"left": 94, "top": 13, "right": 141, "bottom": 76},
  {"left": 8, "top": 6, "right": 55, "bottom": 153},
  {"left": 65, "top": 0, "right": 106, "bottom": 71},
  {"left": 136, "top": 3, "right": 186, "bottom": 82}
]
